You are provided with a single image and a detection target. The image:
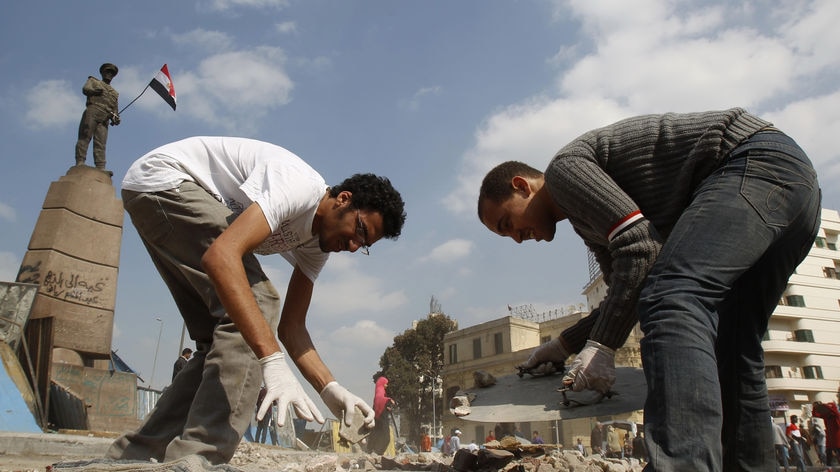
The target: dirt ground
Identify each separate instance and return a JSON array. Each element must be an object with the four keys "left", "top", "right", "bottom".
[{"left": 0, "top": 439, "right": 646, "bottom": 472}]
